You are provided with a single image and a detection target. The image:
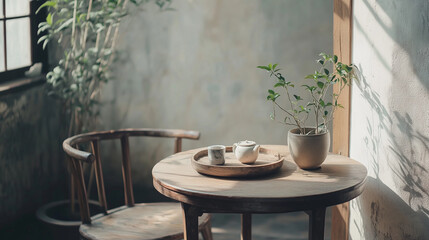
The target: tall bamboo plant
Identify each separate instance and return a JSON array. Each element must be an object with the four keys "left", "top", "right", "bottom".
[
  {"left": 37, "top": 0, "right": 171, "bottom": 215},
  {"left": 38, "top": 0, "right": 171, "bottom": 136}
]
